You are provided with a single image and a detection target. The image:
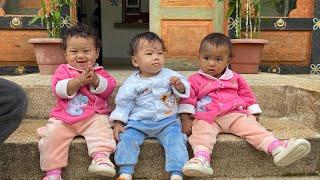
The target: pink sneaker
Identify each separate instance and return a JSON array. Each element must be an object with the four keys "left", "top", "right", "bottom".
[
  {"left": 182, "top": 156, "right": 213, "bottom": 177},
  {"left": 272, "top": 138, "right": 311, "bottom": 166},
  {"left": 88, "top": 157, "right": 116, "bottom": 177},
  {"left": 42, "top": 175, "right": 62, "bottom": 180}
]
